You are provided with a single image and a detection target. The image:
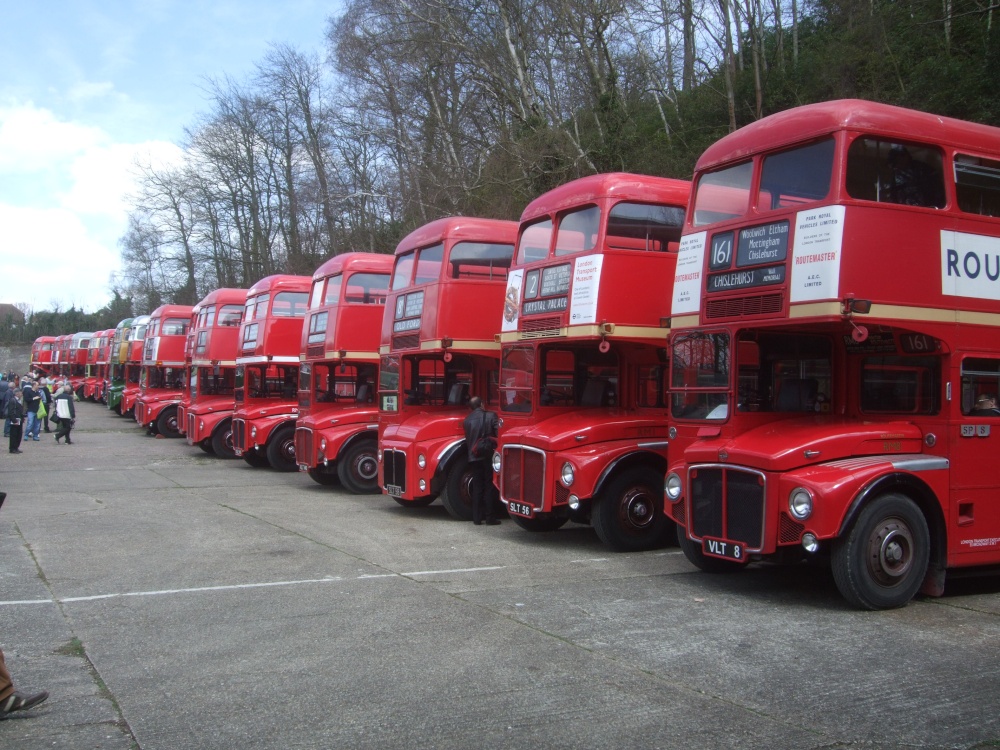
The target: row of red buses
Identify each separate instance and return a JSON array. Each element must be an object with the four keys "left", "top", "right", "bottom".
[
  {"left": 135, "top": 305, "right": 193, "bottom": 437},
  {"left": 106, "top": 318, "right": 134, "bottom": 414}
]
